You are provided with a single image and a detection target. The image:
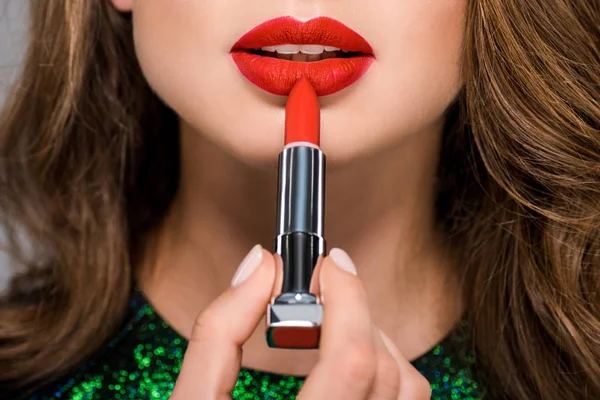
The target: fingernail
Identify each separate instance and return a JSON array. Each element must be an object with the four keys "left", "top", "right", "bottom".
[
  {"left": 329, "top": 248, "right": 358, "bottom": 276},
  {"left": 231, "top": 244, "right": 263, "bottom": 287}
]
